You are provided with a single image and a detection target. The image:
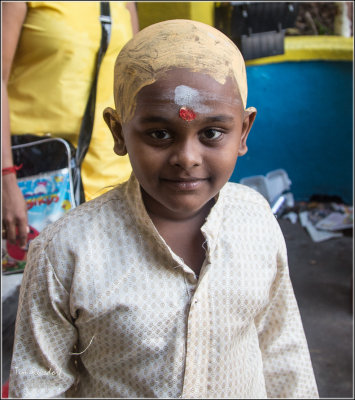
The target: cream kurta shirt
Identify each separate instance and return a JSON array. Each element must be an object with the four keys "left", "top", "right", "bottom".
[{"left": 9, "top": 174, "right": 318, "bottom": 398}]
